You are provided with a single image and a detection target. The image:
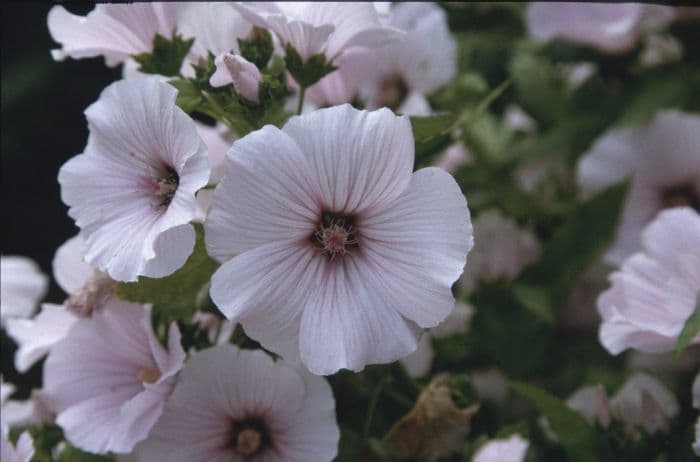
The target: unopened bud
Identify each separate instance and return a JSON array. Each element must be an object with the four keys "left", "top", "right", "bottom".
[{"left": 210, "top": 53, "right": 262, "bottom": 104}]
